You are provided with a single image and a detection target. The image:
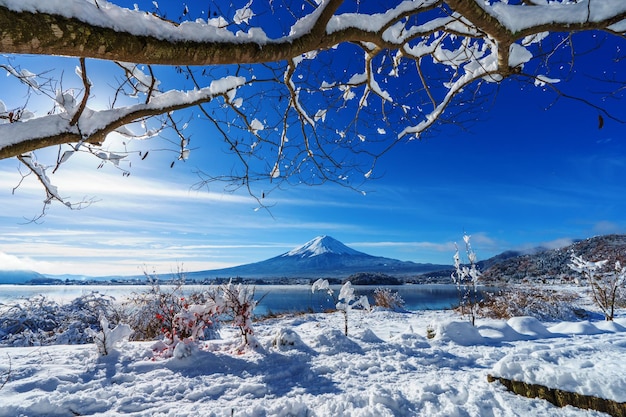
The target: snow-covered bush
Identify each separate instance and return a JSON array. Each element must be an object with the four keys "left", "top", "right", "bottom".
[
  {"left": 126, "top": 273, "right": 258, "bottom": 355},
  {"left": 569, "top": 254, "right": 625, "bottom": 321},
  {"left": 172, "top": 302, "right": 222, "bottom": 342},
  {"left": 312, "top": 279, "right": 369, "bottom": 336},
  {"left": 271, "top": 327, "right": 304, "bottom": 350},
  {"left": 0, "top": 292, "right": 120, "bottom": 347},
  {"left": 451, "top": 234, "right": 481, "bottom": 326},
  {"left": 373, "top": 287, "right": 405, "bottom": 311},
  {"left": 124, "top": 273, "right": 219, "bottom": 342},
  {"left": 88, "top": 316, "right": 133, "bottom": 356},
  {"left": 219, "top": 281, "right": 257, "bottom": 349}
]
